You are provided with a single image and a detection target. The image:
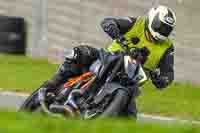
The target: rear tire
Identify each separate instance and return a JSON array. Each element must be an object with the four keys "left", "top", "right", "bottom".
[
  {"left": 19, "top": 88, "right": 41, "bottom": 112},
  {"left": 101, "top": 89, "right": 129, "bottom": 117}
]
